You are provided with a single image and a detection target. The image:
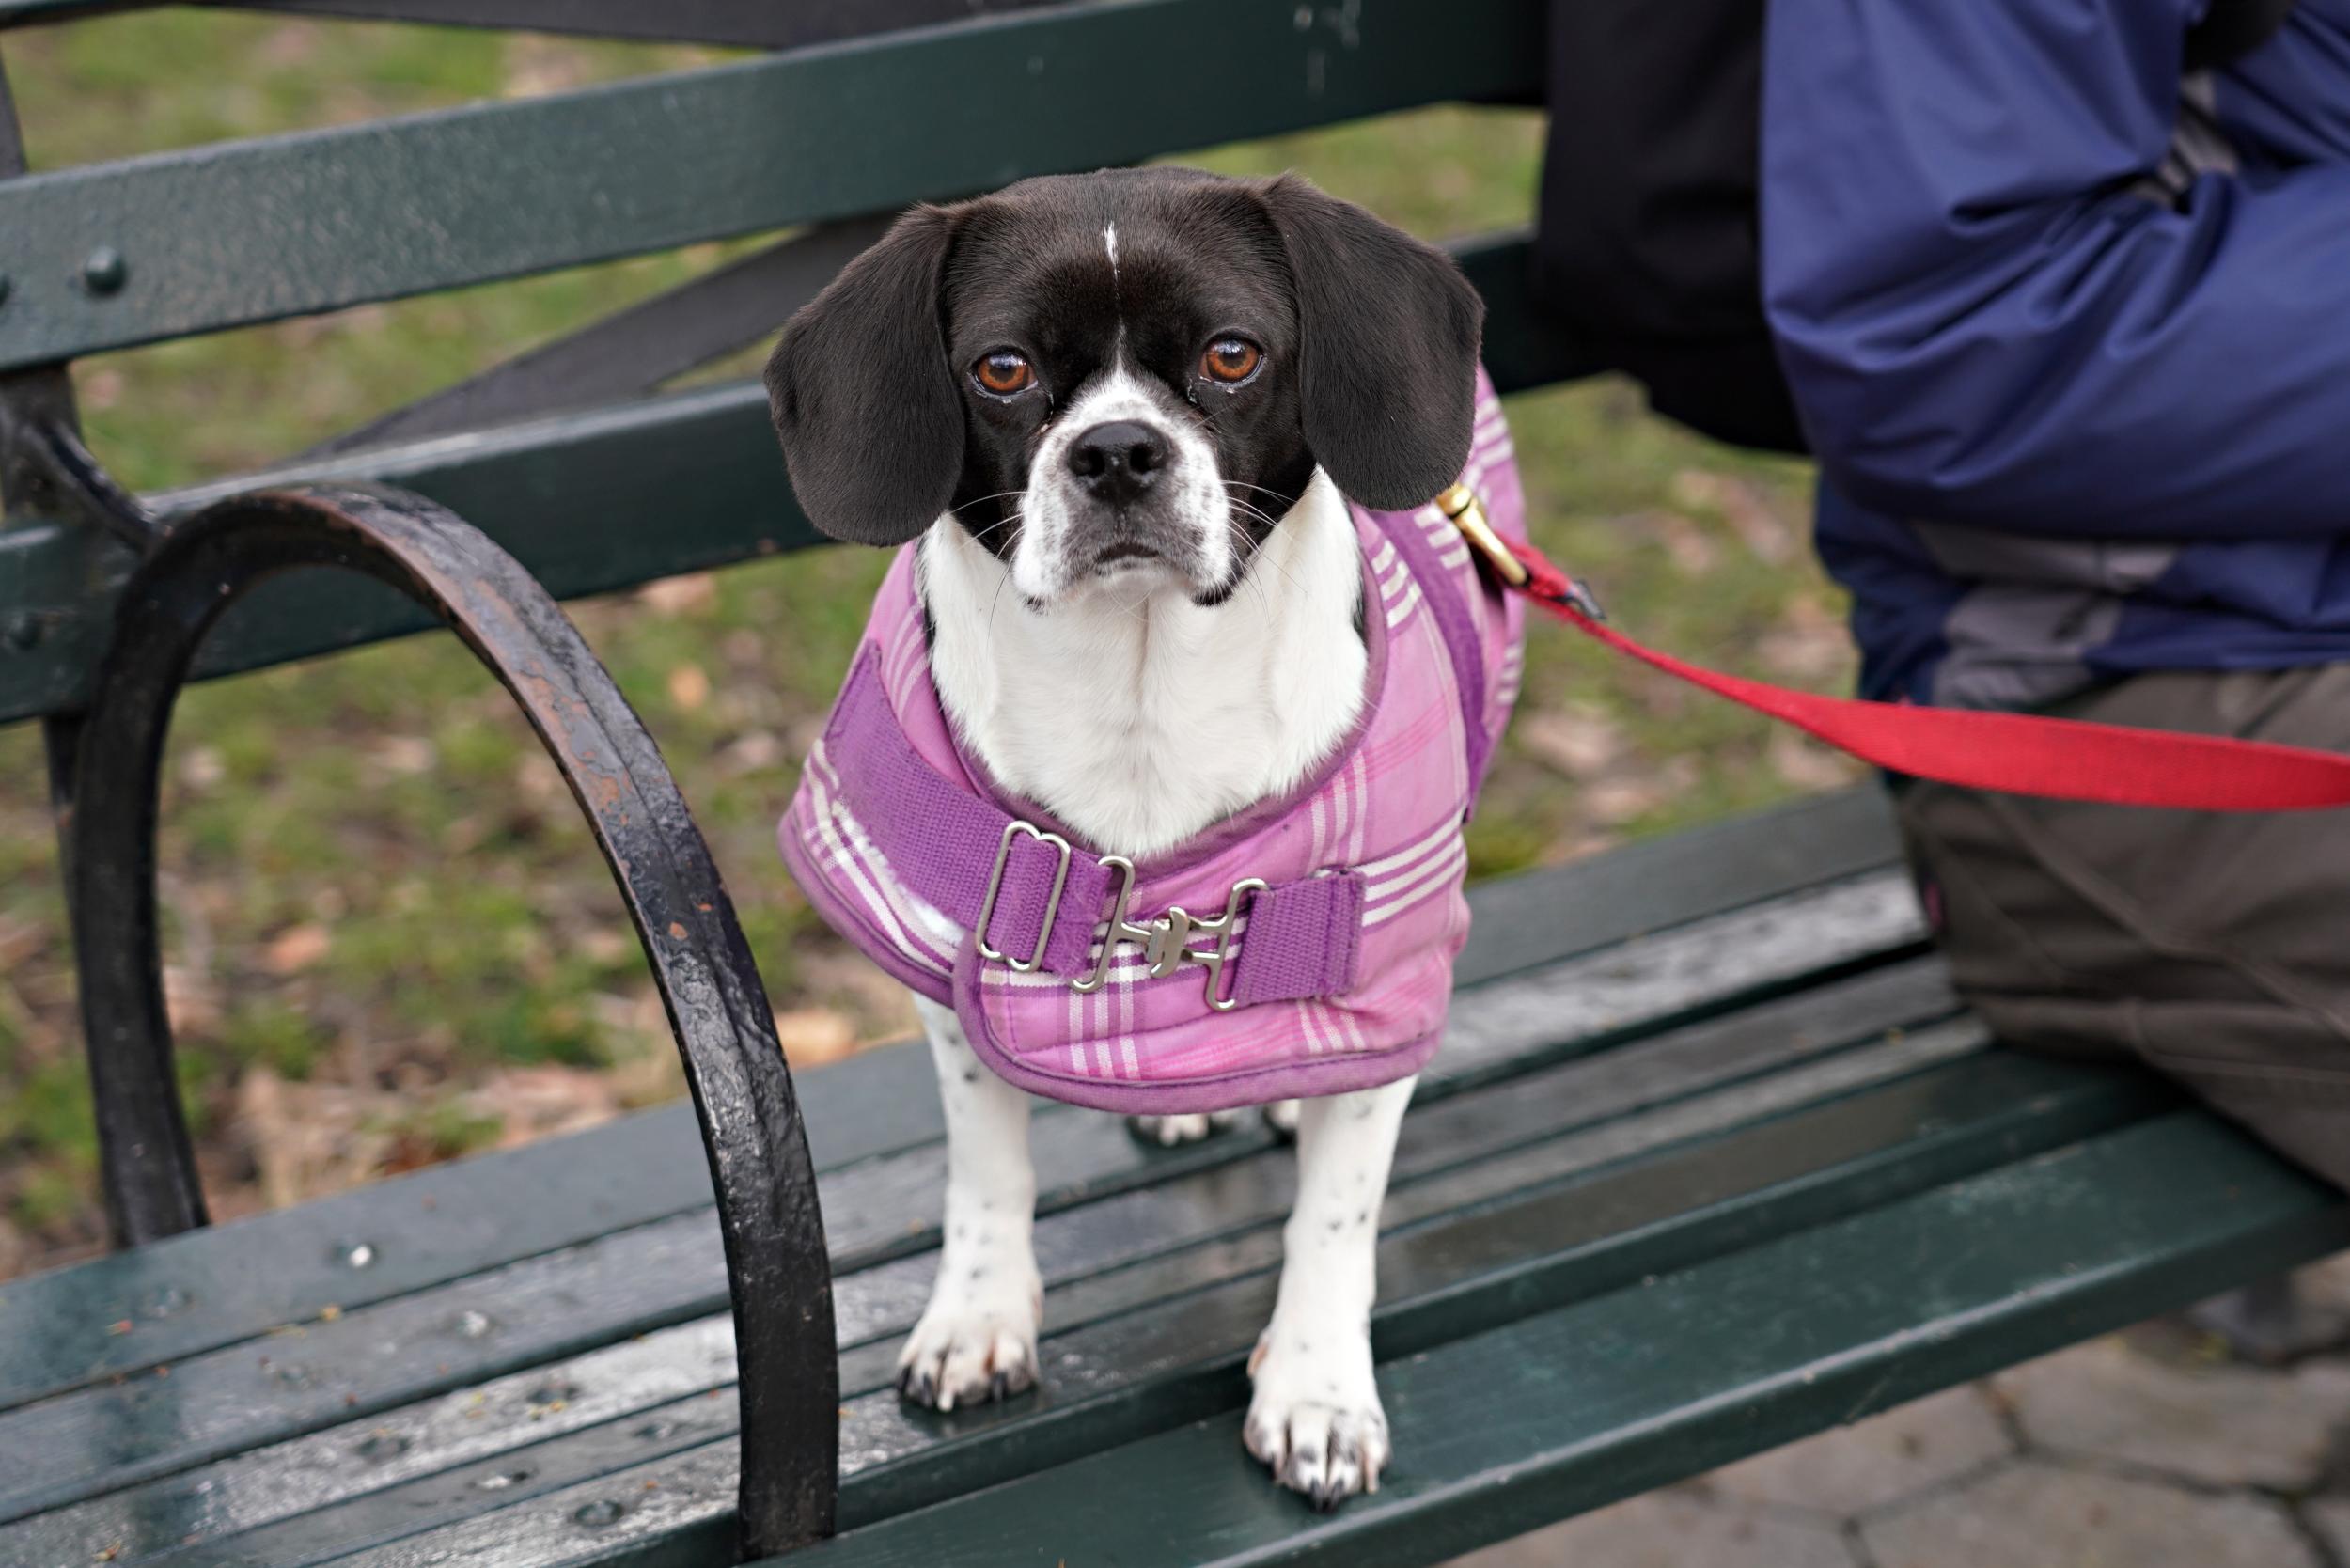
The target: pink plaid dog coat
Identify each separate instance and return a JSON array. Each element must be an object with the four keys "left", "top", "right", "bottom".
[{"left": 780, "top": 370, "right": 1527, "bottom": 1113}]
